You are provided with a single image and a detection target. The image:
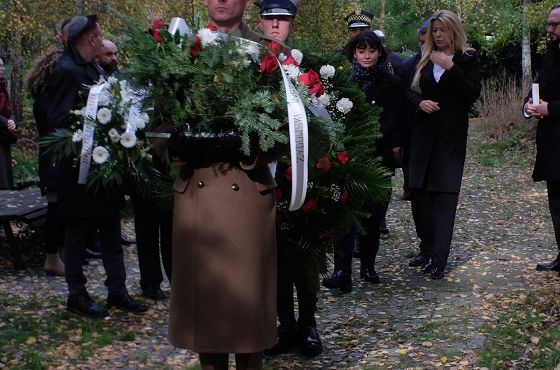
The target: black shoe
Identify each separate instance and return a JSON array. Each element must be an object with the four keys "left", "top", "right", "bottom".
[
  {"left": 380, "top": 217, "right": 389, "bottom": 234},
  {"left": 299, "top": 326, "right": 322, "bottom": 356},
  {"left": 431, "top": 267, "right": 445, "bottom": 280},
  {"left": 322, "top": 270, "right": 352, "bottom": 293},
  {"left": 420, "top": 258, "right": 433, "bottom": 274},
  {"left": 536, "top": 257, "right": 560, "bottom": 271},
  {"left": 67, "top": 292, "right": 108, "bottom": 318},
  {"left": 352, "top": 245, "right": 361, "bottom": 259},
  {"left": 409, "top": 253, "right": 427, "bottom": 267},
  {"left": 107, "top": 293, "right": 148, "bottom": 313},
  {"left": 84, "top": 244, "right": 102, "bottom": 259},
  {"left": 120, "top": 233, "right": 136, "bottom": 246},
  {"left": 142, "top": 287, "right": 167, "bottom": 301},
  {"left": 265, "top": 324, "right": 298, "bottom": 356},
  {"left": 360, "top": 268, "right": 380, "bottom": 284}
]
